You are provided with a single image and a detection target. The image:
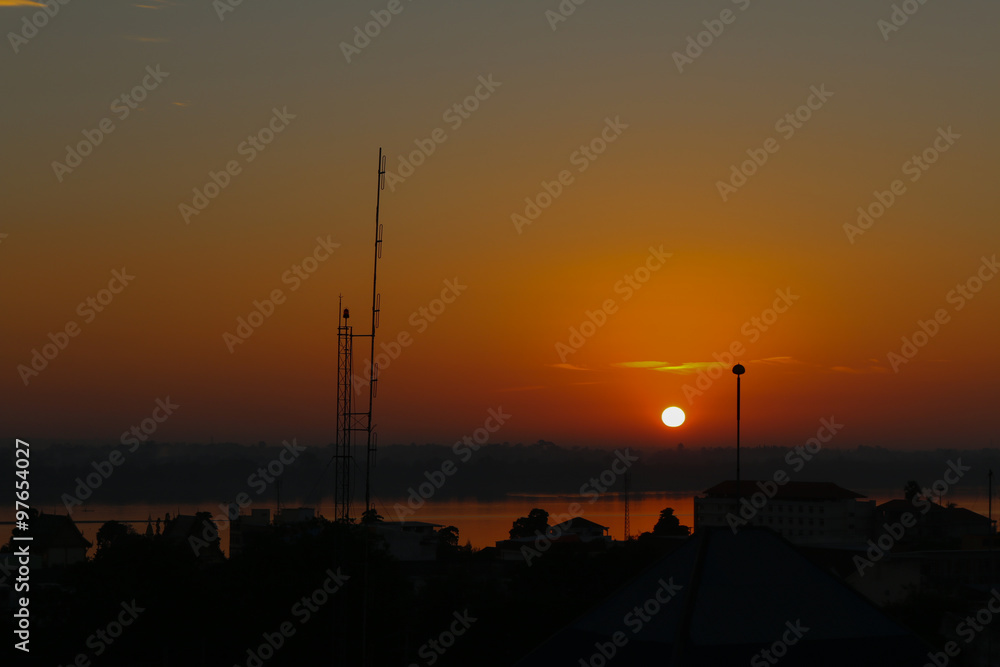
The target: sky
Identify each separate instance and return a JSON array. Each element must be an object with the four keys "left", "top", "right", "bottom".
[{"left": 2, "top": 0, "right": 998, "bottom": 452}]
